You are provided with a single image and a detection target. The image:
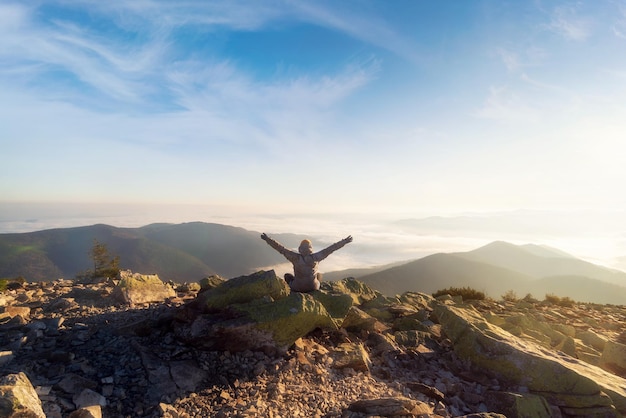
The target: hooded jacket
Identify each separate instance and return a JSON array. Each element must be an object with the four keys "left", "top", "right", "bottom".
[{"left": 262, "top": 235, "right": 351, "bottom": 292}]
